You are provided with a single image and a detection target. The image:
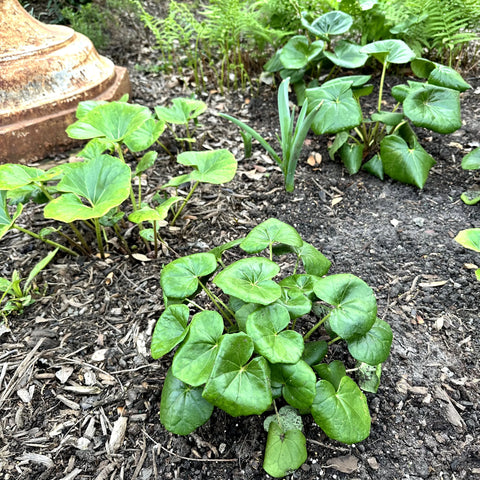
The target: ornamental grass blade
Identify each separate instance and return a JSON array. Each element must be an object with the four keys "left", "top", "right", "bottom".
[
  {"left": 347, "top": 318, "right": 393, "bottom": 365},
  {"left": 172, "top": 311, "right": 224, "bottom": 386},
  {"left": 160, "top": 252, "right": 217, "bottom": 300},
  {"left": 403, "top": 84, "right": 461, "bottom": 134},
  {"left": 160, "top": 369, "right": 214, "bottom": 435},
  {"left": 202, "top": 333, "right": 272, "bottom": 416},
  {"left": 213, "top": 257, "right": 281, "bottom": 305},
  {"left": 380, "top": 134, "right": 436, "bottom": 188},
  {"left": 67, "top": 101, "right": 152, "bottom": 143},
  {"left": 311, "top": 376, "right": 371, "bottom": 443},
  {"left": 270, "top": 360, "right": 316, "bottom": 410},
  {"left": 240, "top": 218, "right": 303, "bottom": 253},
  {"left": 176, "top": 149, "right": 237, "bottom": 184},
  {"left": 313, "top": 274, "right": 377, "bottom": 340},
  {"left": 246, "top": 304, "right": 304, "bottom": 364},
  {"left": 43, "top": 155, "right": 132, "bottom": 222},
  {"left": 263, "top": 422, "right": 307, "bottom": 478},
  {"left": 151, "top": 304, "right": 190, "bottom": 359}
]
